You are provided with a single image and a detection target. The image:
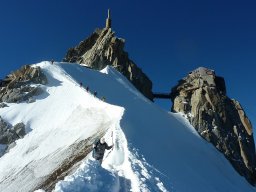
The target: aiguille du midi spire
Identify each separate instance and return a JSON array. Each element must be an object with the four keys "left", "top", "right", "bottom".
[
  {"left": 105, "top": 9, "right": 112, "bottom": 29},
  {"left": 63, "top": 8, "right": 154, "bottom": 100}
]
